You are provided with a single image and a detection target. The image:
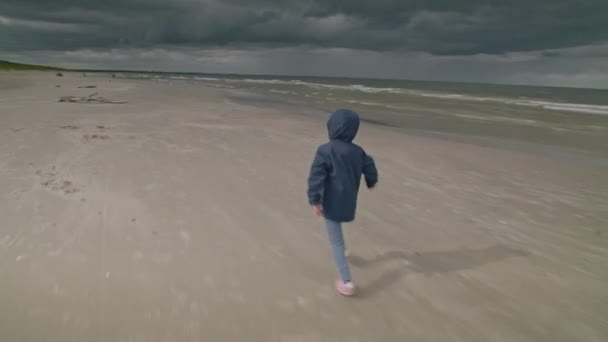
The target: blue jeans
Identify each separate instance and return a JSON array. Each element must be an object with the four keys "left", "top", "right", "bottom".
[{"left": 324, "top": 218, "right": 352, "bottom": 283}]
